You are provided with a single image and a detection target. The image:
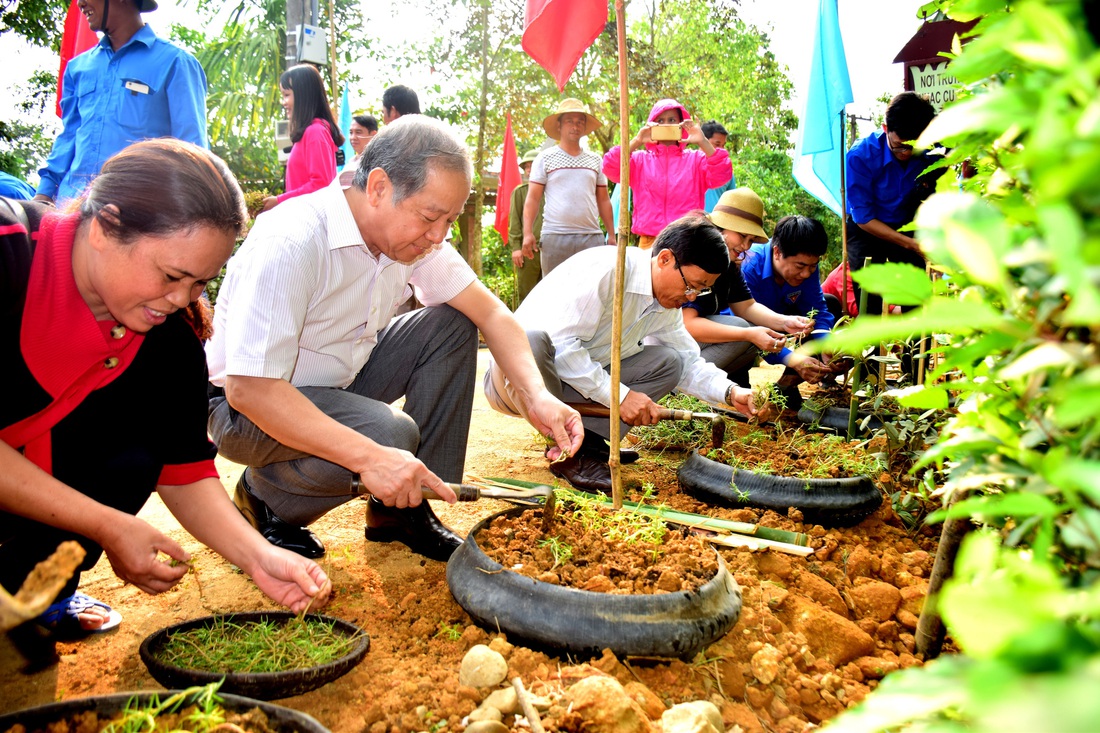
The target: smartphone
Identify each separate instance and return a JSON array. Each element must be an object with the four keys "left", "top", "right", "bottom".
[{"left": 650, "top": 124, "right": 682, "bottom": 141}]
